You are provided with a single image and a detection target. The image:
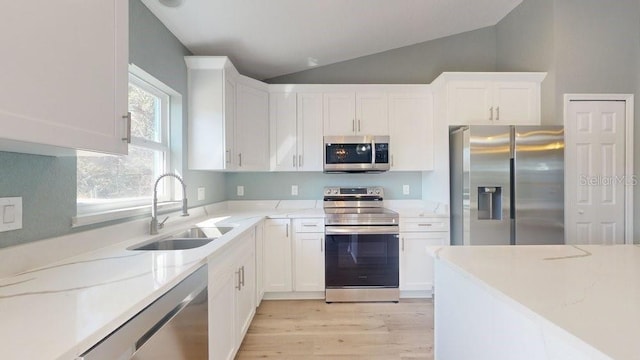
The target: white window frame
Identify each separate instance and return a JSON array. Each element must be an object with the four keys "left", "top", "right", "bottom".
[{"left": 74, "top": 64, "right": 182, "bottom": 227}]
